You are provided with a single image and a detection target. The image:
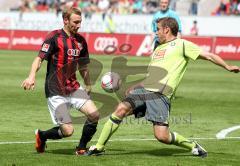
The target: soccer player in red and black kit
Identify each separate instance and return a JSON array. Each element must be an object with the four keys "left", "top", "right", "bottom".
[{"left": 21, "top": 7, "right": 99, "bottom": 155}]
